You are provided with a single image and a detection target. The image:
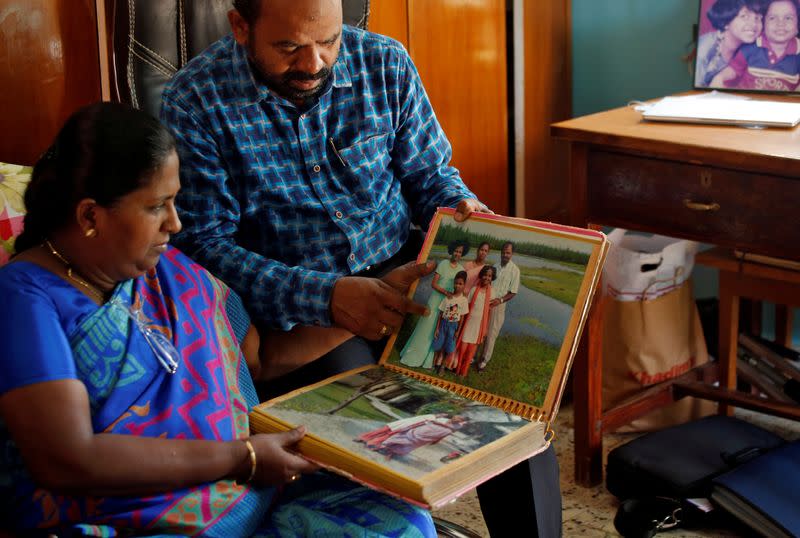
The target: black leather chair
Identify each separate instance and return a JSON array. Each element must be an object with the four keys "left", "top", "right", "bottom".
[{"left": 105, "top": 2, "right": 481, "bottom": 537}]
